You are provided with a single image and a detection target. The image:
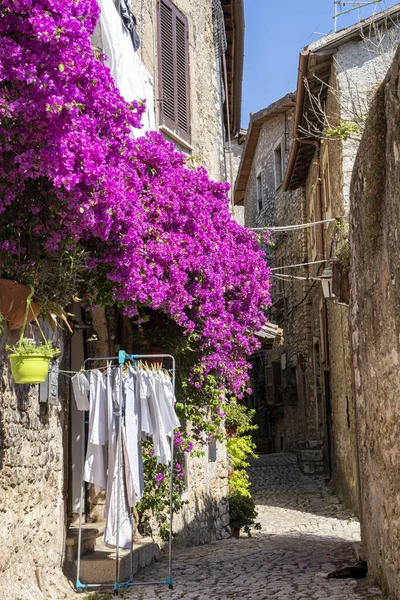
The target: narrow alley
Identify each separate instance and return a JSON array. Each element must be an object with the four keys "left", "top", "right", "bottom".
[{"left": 128, "top": 455, "right": 383, "bottom": 600}]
